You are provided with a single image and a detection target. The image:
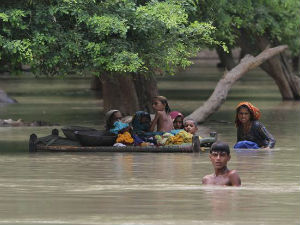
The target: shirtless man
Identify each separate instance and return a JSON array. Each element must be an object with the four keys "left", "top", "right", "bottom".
[{"left": 202, "top": 141, "right": 241, "bottom": 186}]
